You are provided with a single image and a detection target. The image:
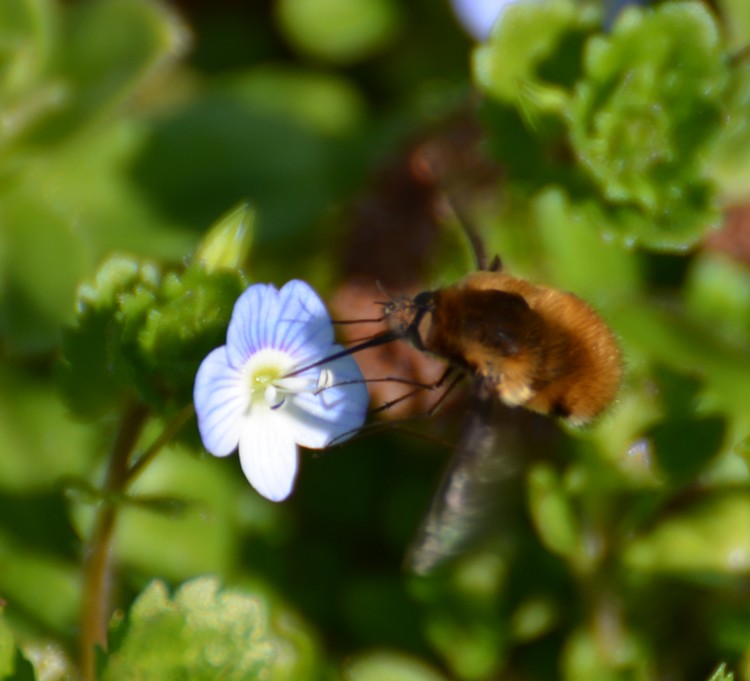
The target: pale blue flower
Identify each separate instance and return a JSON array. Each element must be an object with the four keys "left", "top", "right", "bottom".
[
  {"left": 451, "top": 0, "right": 524, "bottom": 40},
  {"left": 194, "top": 280, "right": 369, "bottom": 501}
]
